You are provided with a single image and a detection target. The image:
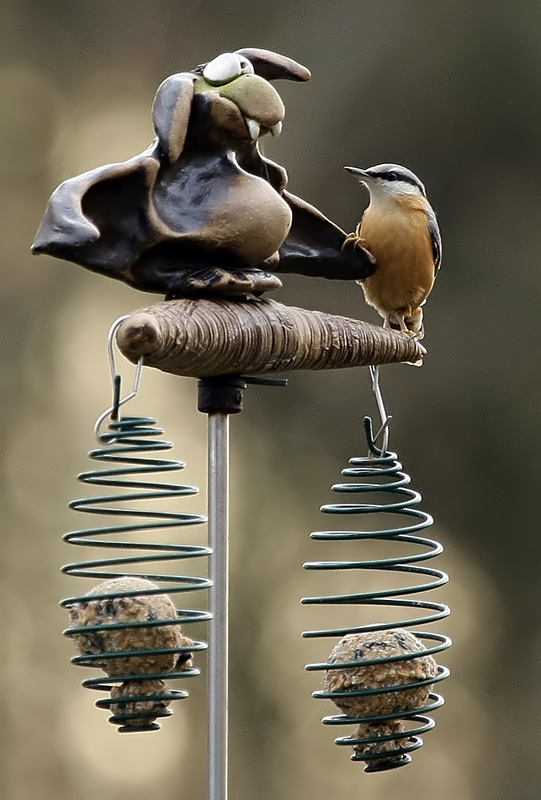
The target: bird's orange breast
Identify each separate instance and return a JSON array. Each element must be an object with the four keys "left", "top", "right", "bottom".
[{"left": 359, "top": 199, "right": 436, "bottom": 317}]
